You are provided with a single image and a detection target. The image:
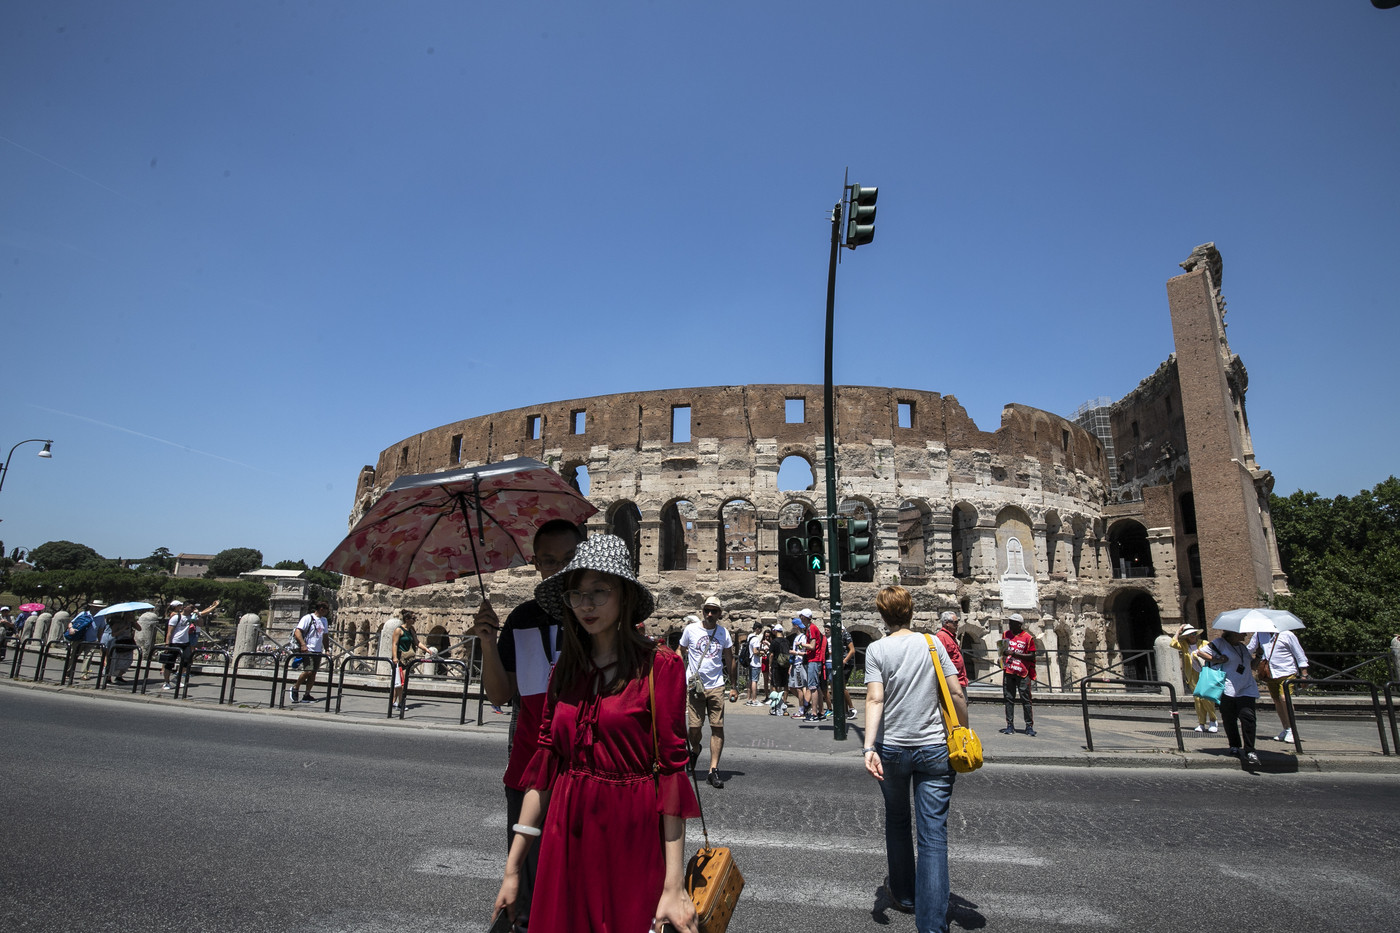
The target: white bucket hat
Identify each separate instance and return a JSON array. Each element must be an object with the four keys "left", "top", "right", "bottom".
[{"left": 535, "top": 534, "right": 655, "bottom": 624}]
